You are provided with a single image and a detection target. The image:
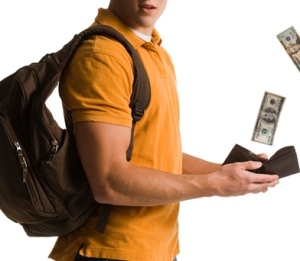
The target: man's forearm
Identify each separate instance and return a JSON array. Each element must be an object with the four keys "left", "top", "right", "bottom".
[{"left": 182, "top": 153, "right": 221, "bottom": 175}]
